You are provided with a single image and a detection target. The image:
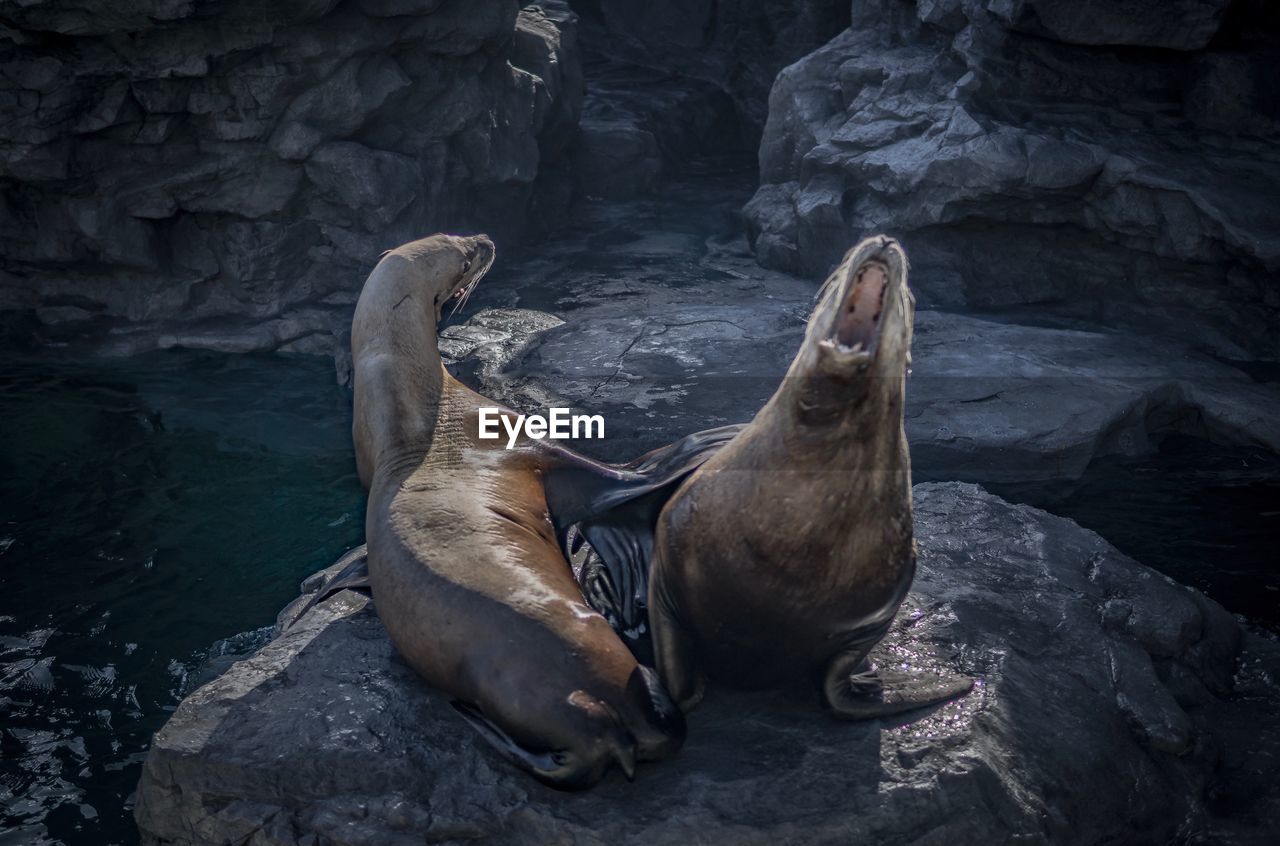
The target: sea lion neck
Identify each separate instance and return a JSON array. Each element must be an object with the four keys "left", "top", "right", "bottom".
[
  {"left": 351, "top": 250, "right": 460, "bottom": 489},
  {"left": 744, "top": 387, "right": 909, "bottom": 478}
]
